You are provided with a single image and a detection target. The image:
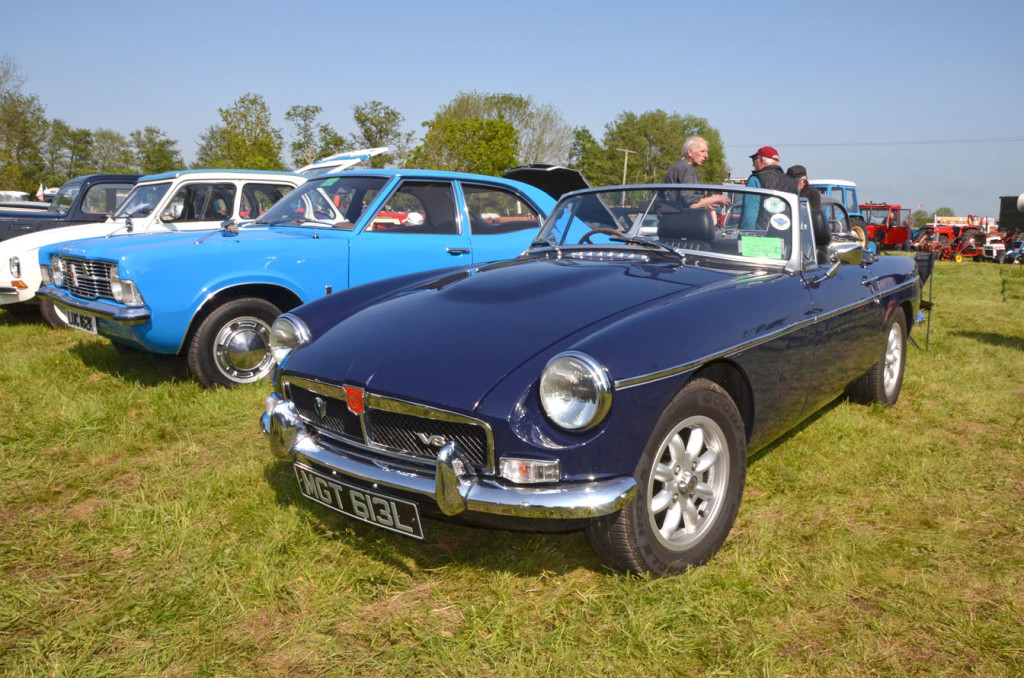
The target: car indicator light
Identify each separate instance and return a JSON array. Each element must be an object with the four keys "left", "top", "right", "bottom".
[{"left": 499, "top": 458, "right": 560, "bottom": 484}]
